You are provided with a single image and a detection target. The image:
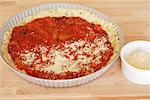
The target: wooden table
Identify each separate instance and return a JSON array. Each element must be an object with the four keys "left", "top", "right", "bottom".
[{"left": 0, "top": 0, "right": 150, "bottom": 99}]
